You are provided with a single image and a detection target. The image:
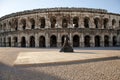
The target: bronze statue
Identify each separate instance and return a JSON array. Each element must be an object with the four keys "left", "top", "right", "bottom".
[{"left": 60, "top": 35, "right": 74, "bottom": 52}]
